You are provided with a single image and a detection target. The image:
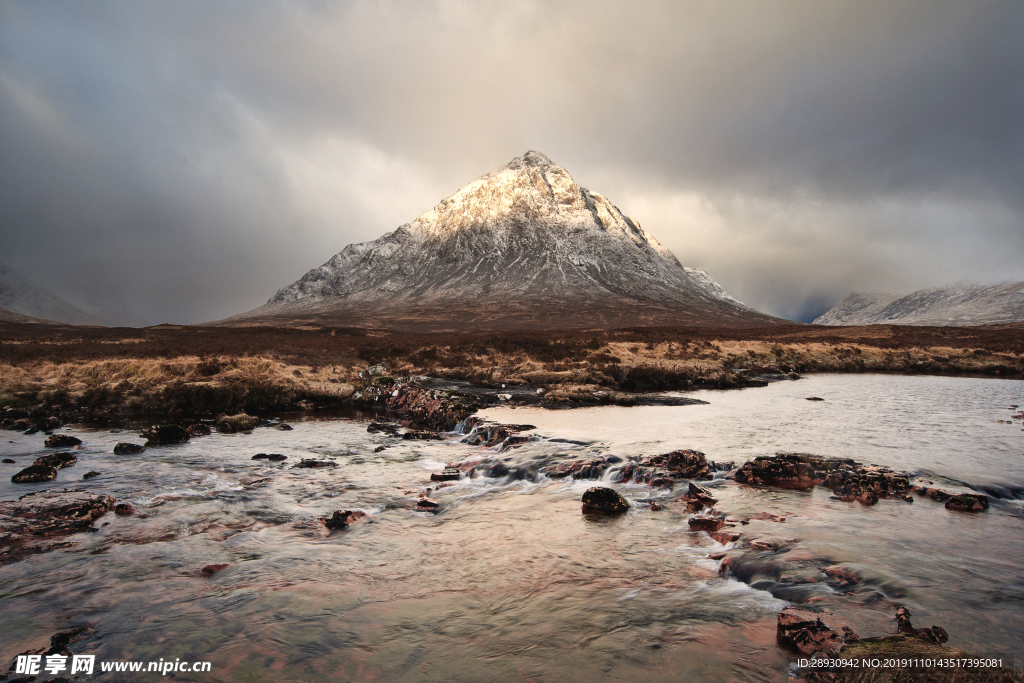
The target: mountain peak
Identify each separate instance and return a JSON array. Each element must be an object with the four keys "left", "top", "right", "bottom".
[
  {"left": 218, "top": 154, "right": 782, "bottom": 331},
  {"left": 502, "top": 150, "right": 557, "bottom": 171}
]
